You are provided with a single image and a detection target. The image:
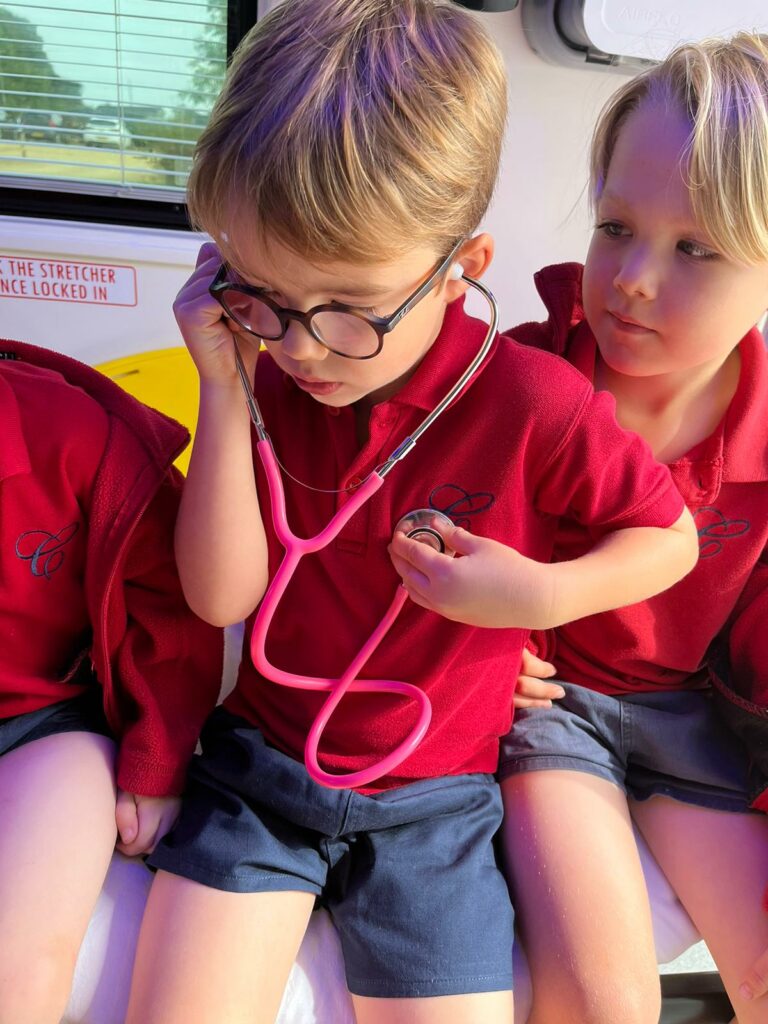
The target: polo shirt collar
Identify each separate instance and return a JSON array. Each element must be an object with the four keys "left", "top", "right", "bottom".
[
  {"left": 385, "top": 296, "right": 497, "bottom": 413},
  {"left": 0, "top": 367, "right": 31, "bottom": 482},
  {"left": 567, "top": 320, "right": 768, "bottom": 485}
]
